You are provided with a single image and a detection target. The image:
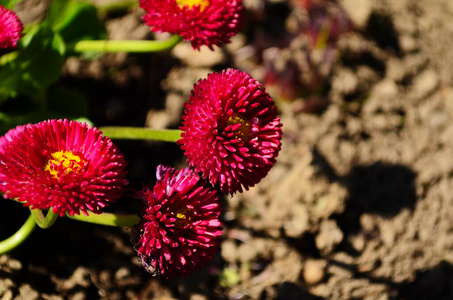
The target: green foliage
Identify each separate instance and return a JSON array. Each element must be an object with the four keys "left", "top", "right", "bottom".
[
  {"left": 0, "top": 25, "right": 65, "bottom": 101},
  {"left": 0, "top": 0, "right": 22, "bottom": 9},
  {"left": 0, "top": 0, "right": 106, "bottom": 128},
  {"left": 0, "top": 110, "right": 66, "bottom": 134},
  {"left": 44, "top": 0, "right": 106, "bottom": 46},
  {"left": 219, "top": 267, "right": 240, "bottom": 287}
]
